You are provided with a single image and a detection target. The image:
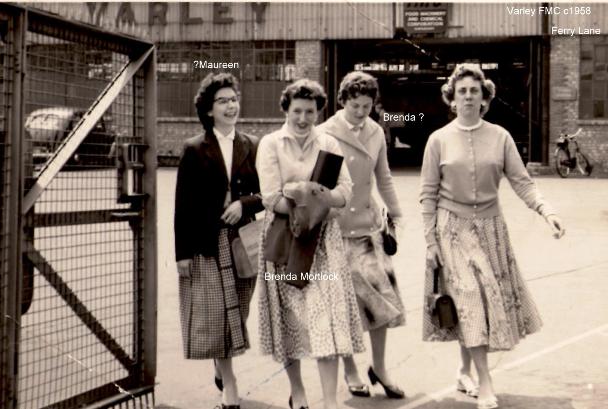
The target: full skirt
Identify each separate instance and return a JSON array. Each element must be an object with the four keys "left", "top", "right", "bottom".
[
  {"left": 258, "top": 212, "right": 365, "bottom": 363},
  {"left": 343, "top": 233, "right": 405, "bottom": 331},
  {"left": 179, "top": 228, "right": 256, "bottom": 359},
  {"left": 422, "top": 208, "right": 542, "bottom": 352}
]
